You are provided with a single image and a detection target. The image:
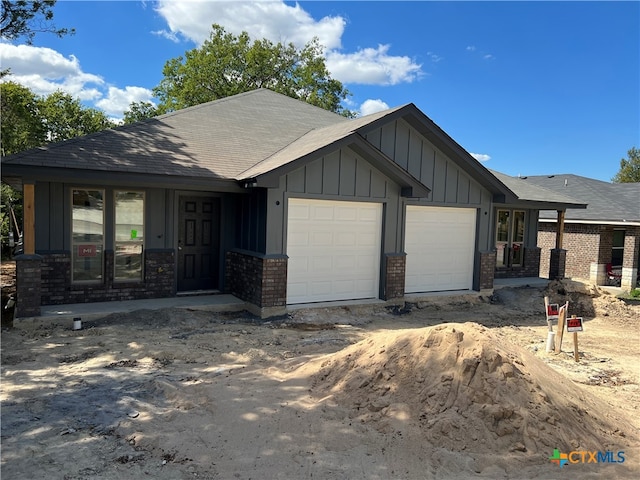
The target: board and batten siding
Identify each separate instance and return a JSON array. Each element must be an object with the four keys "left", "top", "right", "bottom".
[
  {"left": 364, "top": 118, "right": 488, "bottom": 205},
  {"left": 34, "top": 181, "right": 173, "bottom": 251},
  {"left": 265, "top": 146, "right": 402, "bottom": 255},
  {"left": 363, "top": 118, "right": 495, "bottom": 252}
]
